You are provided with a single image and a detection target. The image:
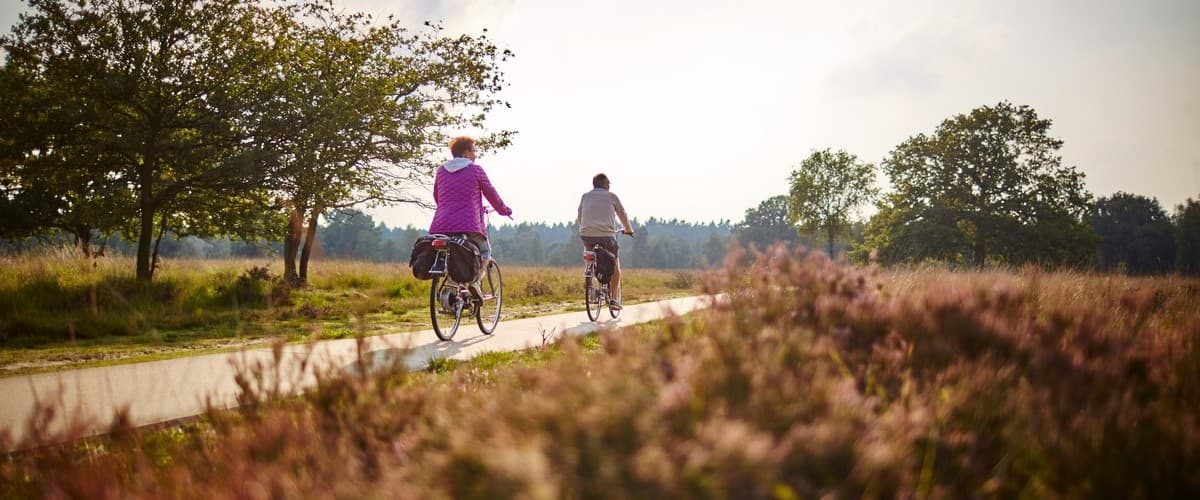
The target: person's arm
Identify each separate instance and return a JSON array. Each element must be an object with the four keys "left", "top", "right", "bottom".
[
  {"left": 613, "top": 193, "right": 633, "bottom": 235},
  {"left": 475, "top": 166, "right": 512, "bottom": 216}
]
